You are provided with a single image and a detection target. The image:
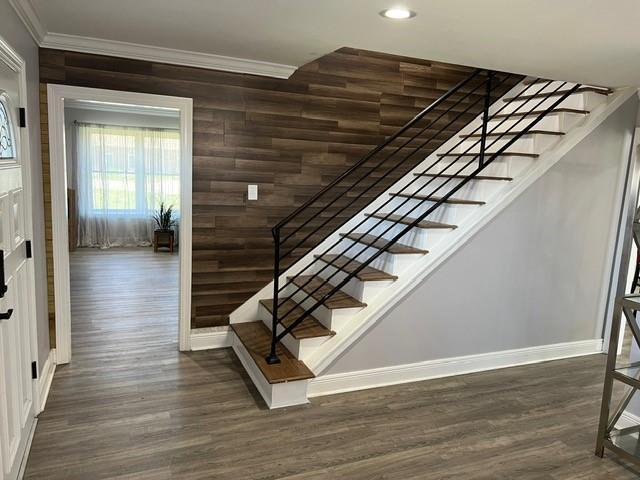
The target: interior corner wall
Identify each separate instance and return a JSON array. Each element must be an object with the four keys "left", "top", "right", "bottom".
[
  {"left": 0, "top": 1, "right": 50, "bottom": 370},
  {"left": 324, "top": 95, "right": 639, "bottom": 376}
]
